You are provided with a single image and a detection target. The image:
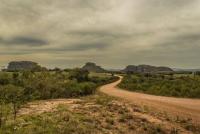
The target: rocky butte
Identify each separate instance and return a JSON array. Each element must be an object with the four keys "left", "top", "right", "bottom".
[
  {"left": 123, "top": 65, "right": 173, "bottom": 73},
  {"left": 82, "top": 62, "right": 106, "bottom": 73},
  {"left": 7, "top": 61, "right": 43, "bottom": 71}
]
